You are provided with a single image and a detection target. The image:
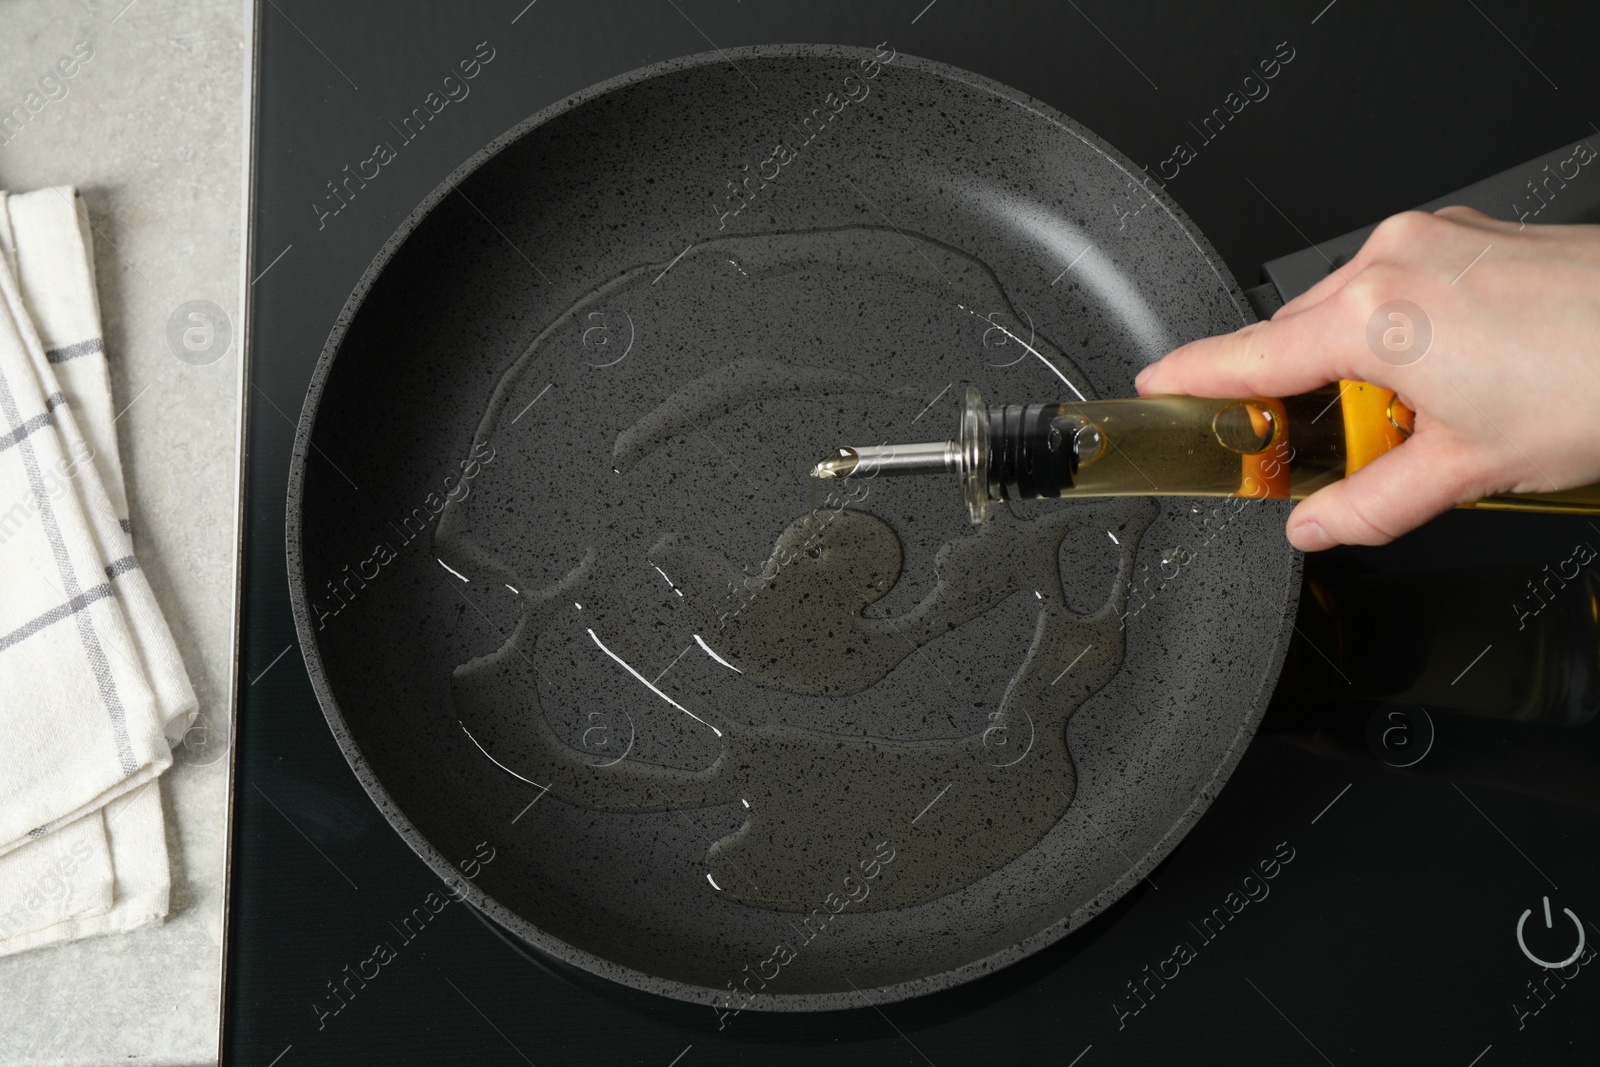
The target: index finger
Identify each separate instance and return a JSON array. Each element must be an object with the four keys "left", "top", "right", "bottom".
[{"left": 1135, "top": 291, "right": 1379, "bottom": 399}]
